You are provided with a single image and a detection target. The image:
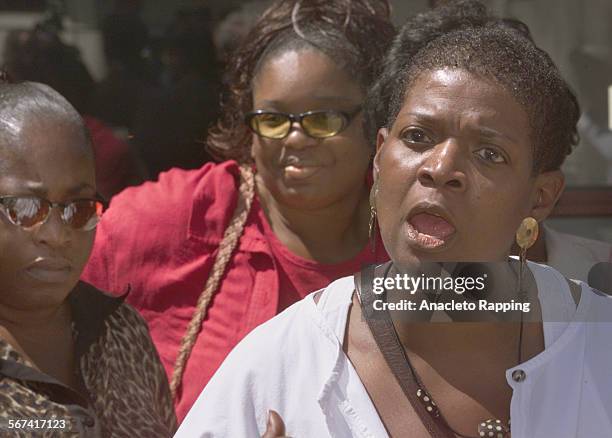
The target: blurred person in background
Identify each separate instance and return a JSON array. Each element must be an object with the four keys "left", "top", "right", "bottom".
[
  {"left": 506, "top": 45, "right": 612, "bottom": 282},
  {"left": 92, "top": 0, "right": 151, "bottom": 130},
  {"left": 569, "top": 45, "right": 612, "bottom": 185},
  {"left": 0, "top": 79, "right": 176, "bottom": 437},
  {"left": 82, "top": 0, "right": 394, "bottom": 422},
  {"left": 213, "top": 1, "right": 273, "bottom": 65},
  {"left": 3, "top": 25, "right": 143, "bottom": 200},
  {"left": 130, "top": 6, "right": 220, "bottom": 177}
]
